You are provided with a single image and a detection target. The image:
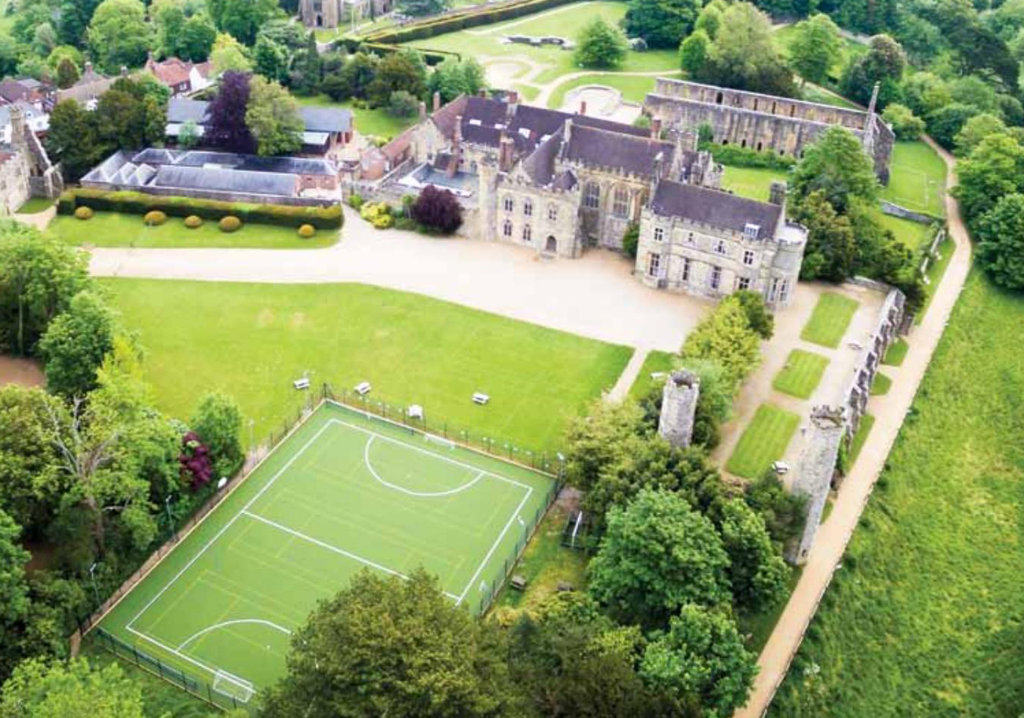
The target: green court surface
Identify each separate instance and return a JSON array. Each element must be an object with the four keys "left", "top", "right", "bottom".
[{"left": 96, "top": 401, "right": 556, "bottom": 700}]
